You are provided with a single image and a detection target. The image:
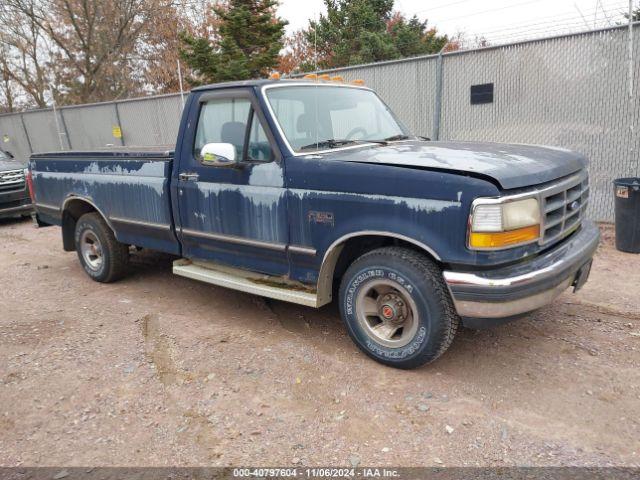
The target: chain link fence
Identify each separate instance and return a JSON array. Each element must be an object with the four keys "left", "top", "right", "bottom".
[{"left": 0, "top": 24, "right": 637, "bottom": 221}]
